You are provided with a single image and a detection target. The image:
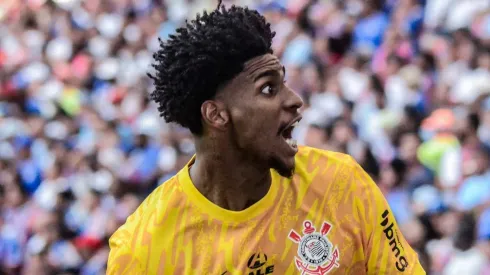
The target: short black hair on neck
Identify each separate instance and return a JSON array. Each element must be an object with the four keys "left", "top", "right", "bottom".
[{"left": 148, "top": 3, "right": 275, "bottom": 135}]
